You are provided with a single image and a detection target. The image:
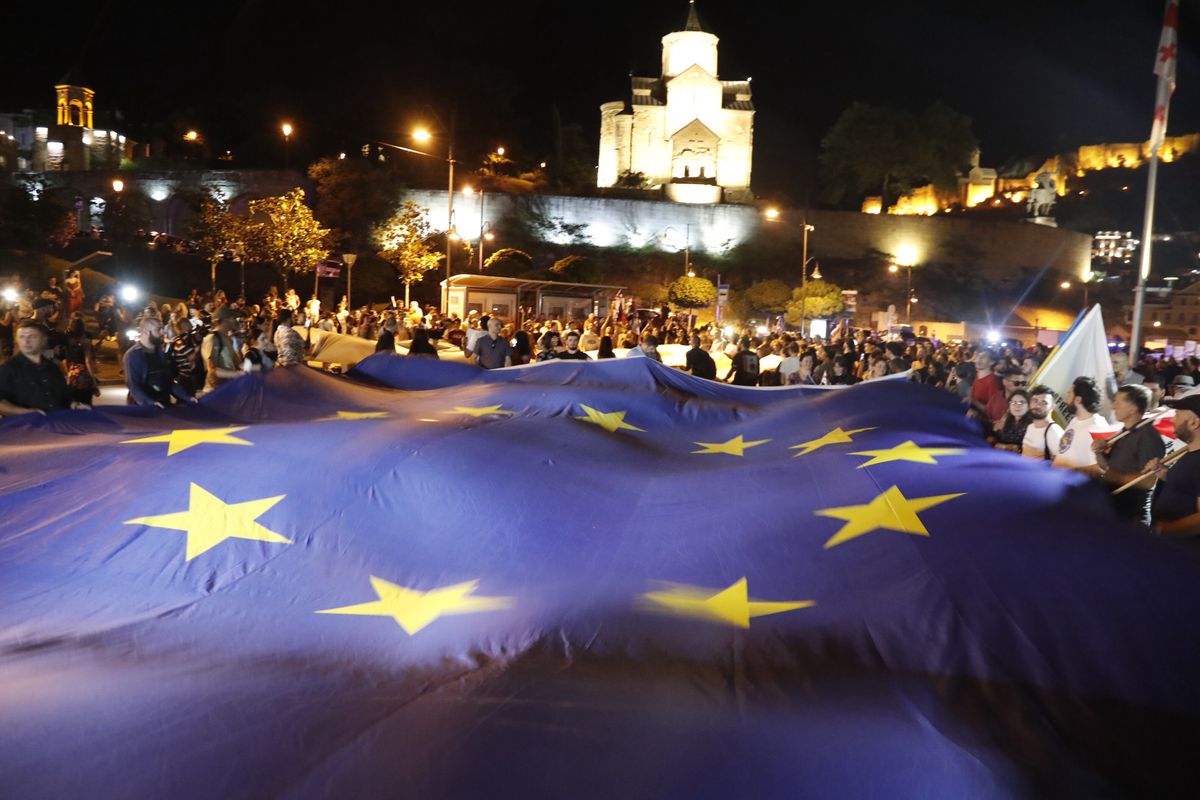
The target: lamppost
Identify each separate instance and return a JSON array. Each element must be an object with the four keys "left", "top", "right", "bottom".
[
  {"left": 1060, "top": 273, "right": 1096, "bottom": 309},
  {"left": 281, "top": 122, "right": 293, "bottom": 169},
  {"left": 375, "top": 111, "right": 457, "bottom": 311},
  {"left": 660, "top": 224, "right": 691, "bottom": 275},
  {"left": 889, "top": 263, "right": 915, "bottom": 322},
  {"left": 344, "top": 253, "right": 357, "bottom": 310},
  {"left": 764, "top": 208, "right": 816, "bottom": 335},
  {"left": 462, "top": 186, "right": 497, "bottom": 271}
]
